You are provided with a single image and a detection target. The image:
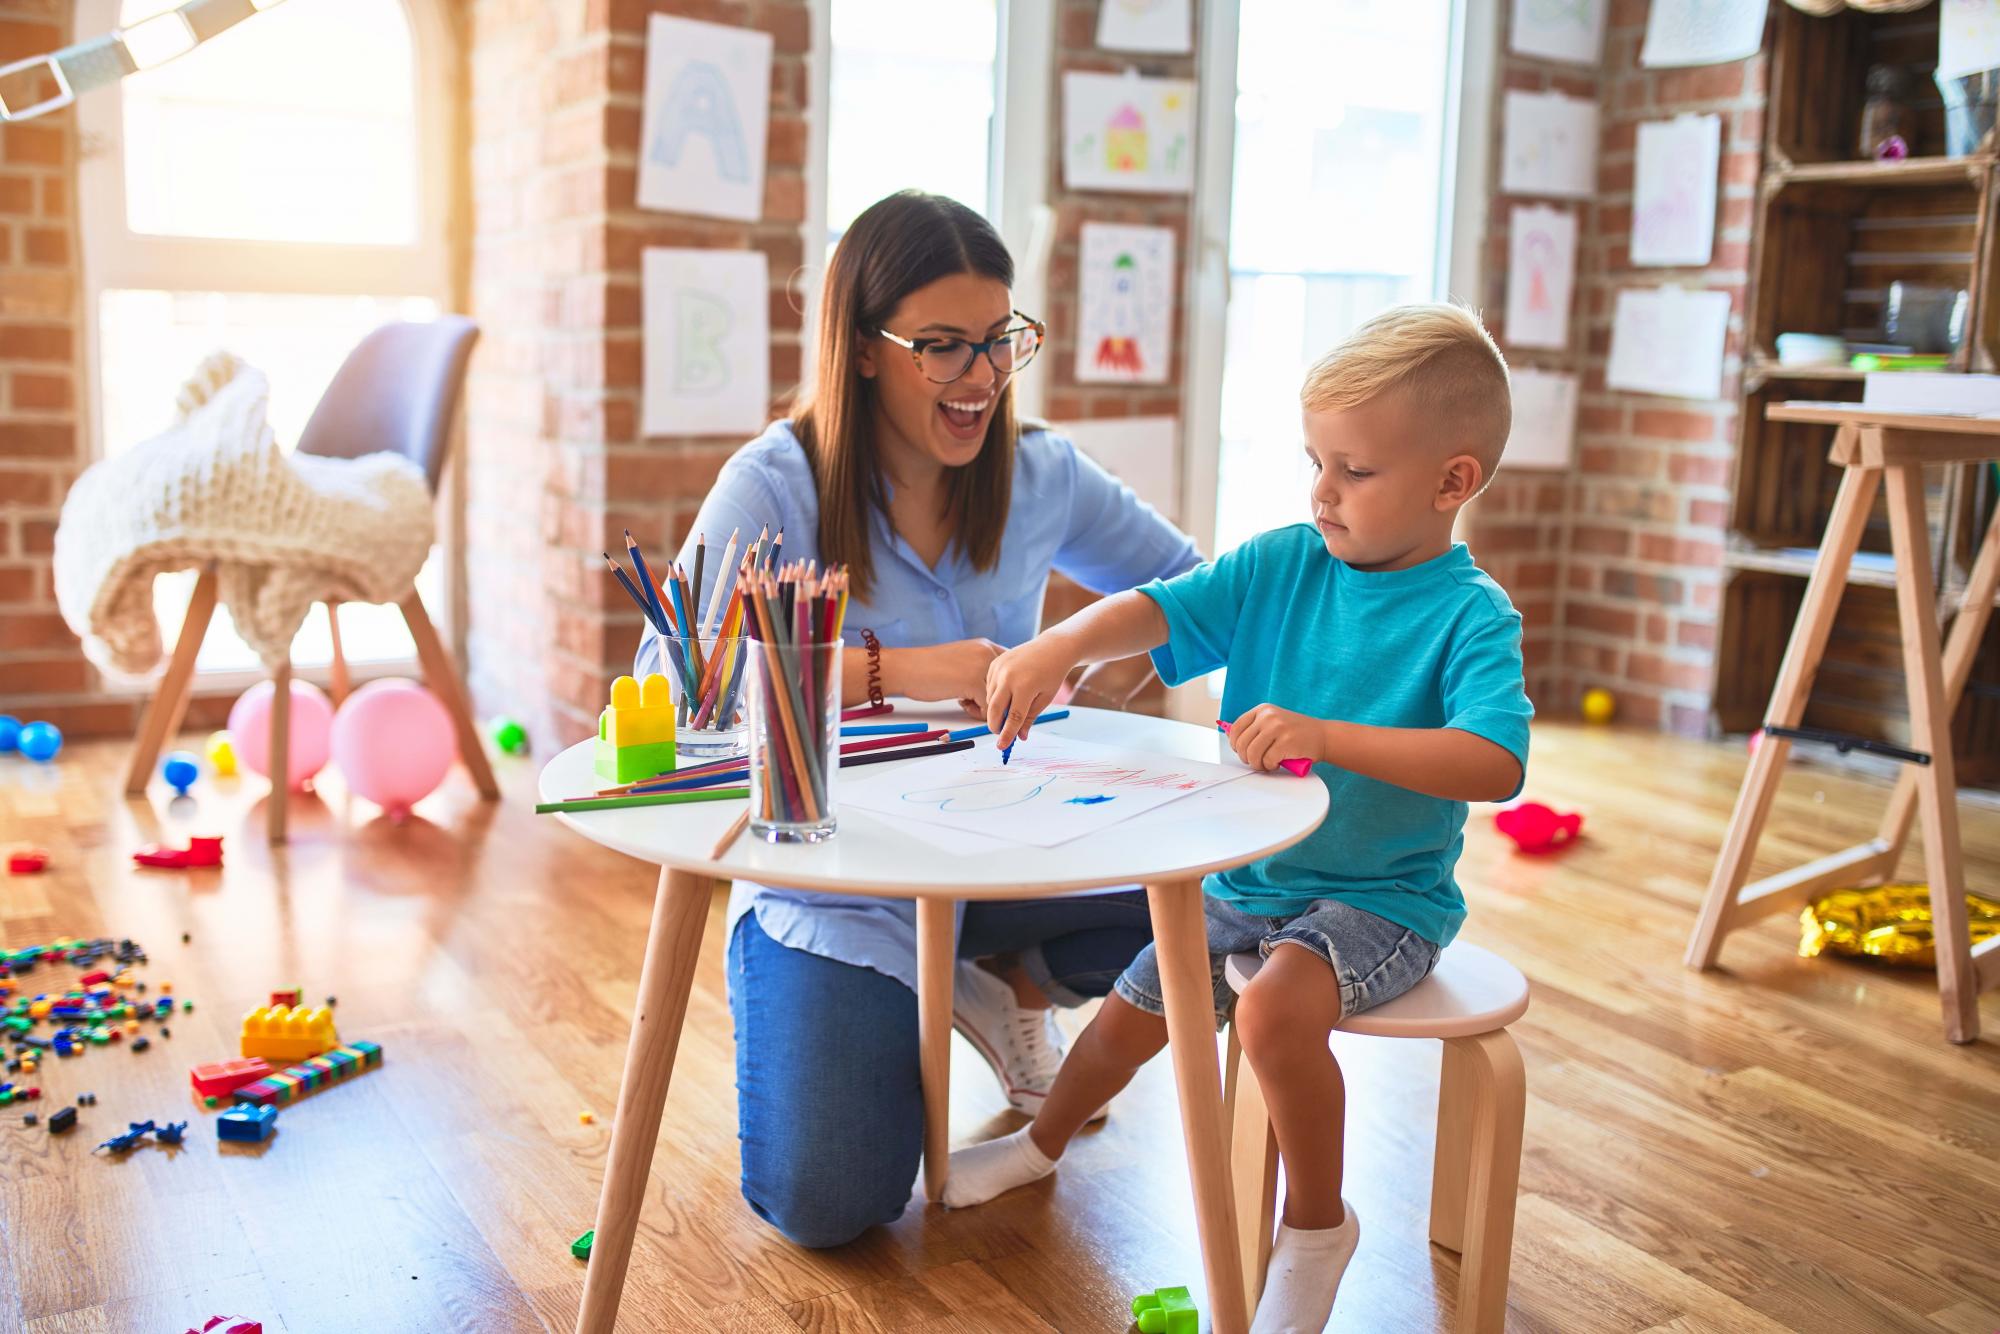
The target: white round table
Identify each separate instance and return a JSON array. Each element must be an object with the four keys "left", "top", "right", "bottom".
[{"left": 543, "top": 703, "right": 1327, "bottom": 1334}]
